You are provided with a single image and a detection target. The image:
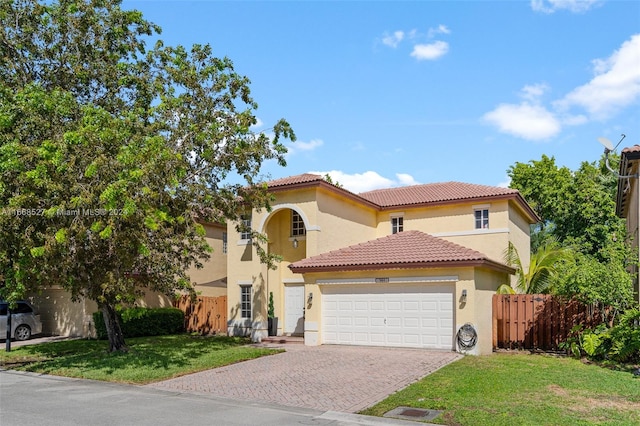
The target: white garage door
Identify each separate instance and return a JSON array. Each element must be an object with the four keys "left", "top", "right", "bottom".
[{"left": 322, "top": 284, "right": 454, "bottom": 349}]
